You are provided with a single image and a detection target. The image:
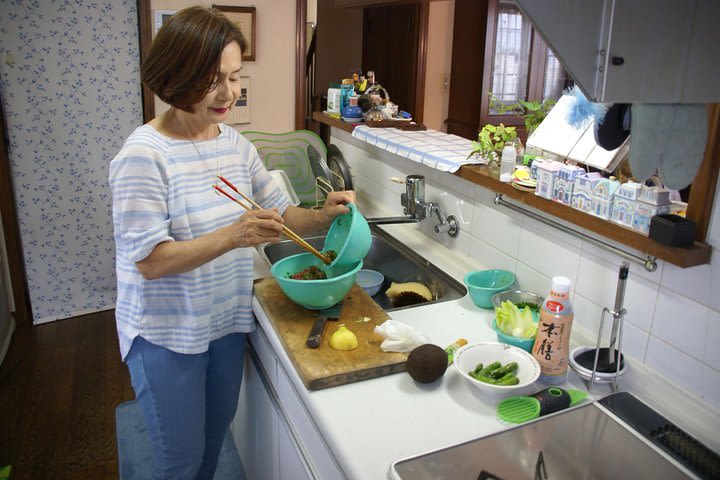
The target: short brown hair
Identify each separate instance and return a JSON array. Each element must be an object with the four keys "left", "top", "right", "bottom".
[{"left": 141, "top": 6, "right": 248, "bottom": 111}]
